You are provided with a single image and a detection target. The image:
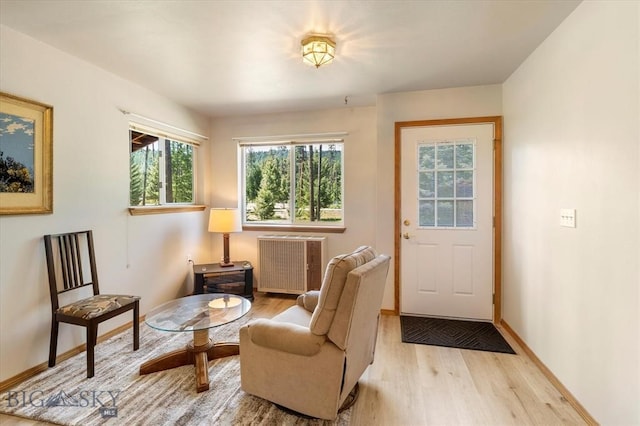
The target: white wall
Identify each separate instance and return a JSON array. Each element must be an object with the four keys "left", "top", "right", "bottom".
[
  {"left": 208, "top": 107, "right": 378, "bottom": 276},
  {"left": 0, "top": 26, "right": 211, "bottom": 382},
  {"left": 502, "top": 2, "right": 639, "bottom": 424},
  {"left": 376, "top": 85, "right": 502, "bottom": 309},
  {"left": 209, "top": 86, "right": 502, "bottom": 311}
]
